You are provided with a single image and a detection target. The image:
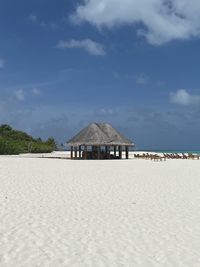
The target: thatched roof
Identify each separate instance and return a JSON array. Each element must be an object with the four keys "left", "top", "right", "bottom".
[{"left": 67, "top": 123, "right": 134, "bottom": 146}]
